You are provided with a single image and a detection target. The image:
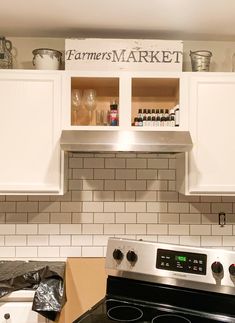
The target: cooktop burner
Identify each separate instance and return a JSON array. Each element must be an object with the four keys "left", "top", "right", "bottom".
[{"left": 75, "top": 298, "right": 233, "bottom": 323}]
